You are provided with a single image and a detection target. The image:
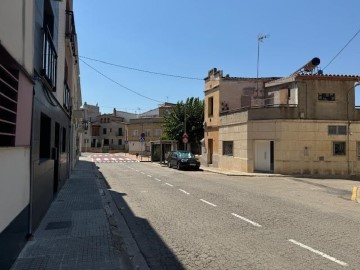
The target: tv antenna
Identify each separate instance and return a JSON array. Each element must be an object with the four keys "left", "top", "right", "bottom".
[{"left": 257, "top": 33, "right": 270, "bottom": 95}]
